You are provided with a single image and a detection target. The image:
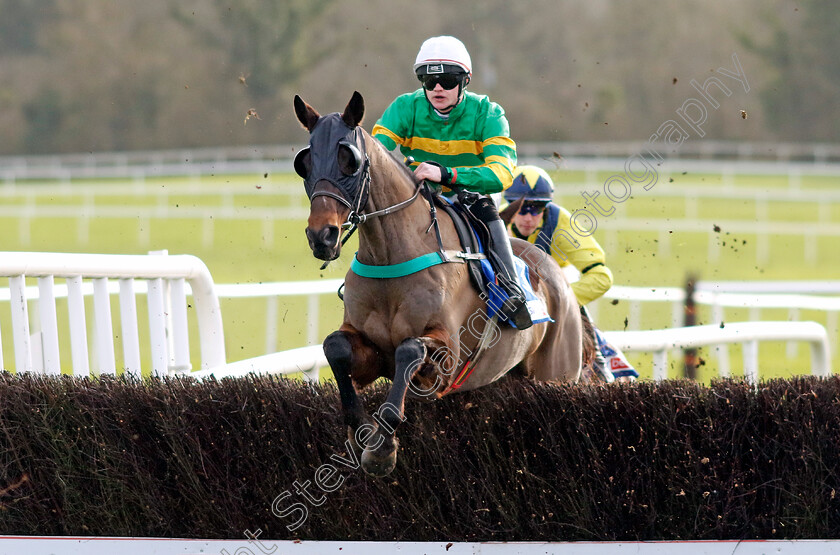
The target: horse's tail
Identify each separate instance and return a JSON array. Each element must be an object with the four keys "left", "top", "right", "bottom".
[
  {"left": 580, "top": 310, "right": 597, "bottom": 369},
  {"left": 499, "top": 196, "right": 525, "bottom": 226}
]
